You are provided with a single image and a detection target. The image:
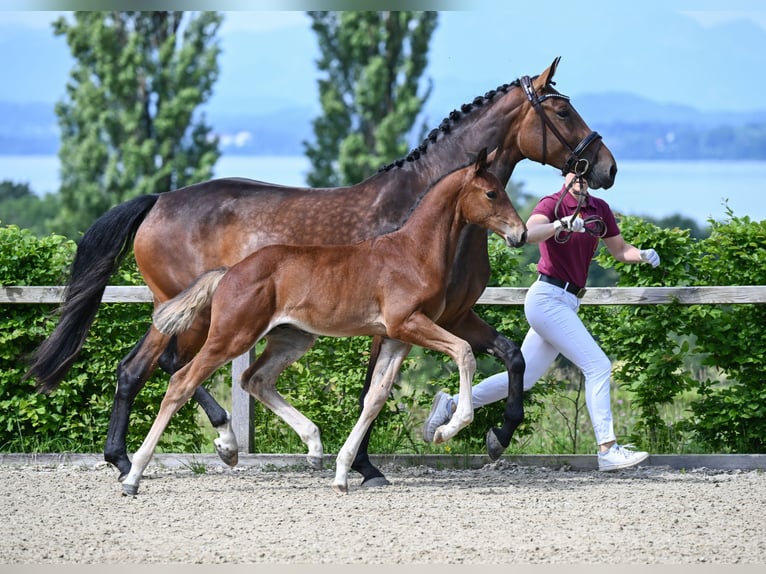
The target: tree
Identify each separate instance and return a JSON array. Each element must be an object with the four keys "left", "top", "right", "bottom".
[
  {"left": 0, "top": 181, "right": 61, "bottom": 236},
  {"left": 51, "top": 11, "right": 222, "bottom": 238},
  {"left": 304, "top": 11, "right": 438, "bottom": 187},
  {"left": 0, "top": 181, "right": 34, "bottom": 202}
]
